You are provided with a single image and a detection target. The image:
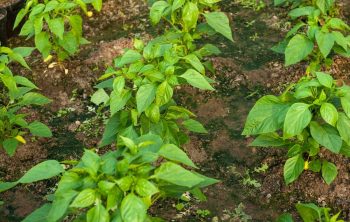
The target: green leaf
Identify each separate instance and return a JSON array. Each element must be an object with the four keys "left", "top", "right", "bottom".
[
  {"left": 242, "top": 95, "right": 290, "bottom": 135},
  {"left": 276, "top": 213, "right": 294, "bottom": 222},
  {"left": 156, "top": 81, "right": 173, "bottom": 106},
  {"left": 180, "top": 69, "right": 214, "bottom": 90},
  {"left": 20, "top": 92, "right": 51, "bottom": 106},
  {"left": 309, "top": 159, "right": 321, "bottom": 172},
  {"left": 150, "top": 1, "right": 169, "bottom": 25},
  {"left": 341, "top": 96, "right": 350, "bottom": 118},
  {"left": 310, "top": 121, "right": 342, "bottom": 153},
  {"left": 182, "top": 2, "right": 199, "bottom": 31},
  {"left": 250, "top": 133, "right": 287, "bottom": 147},
  {"left": 285, "top": 34, "right": 314, "bottom": 66},
  {"left": 14, "top": 76, "right": 37, "bottom": 89},
  {"left": 288, "top": 6, "right": 316, "bottom": 19},
  {"left": 34, "top": 32, "right": 52, "bottom": 58},
  {"left": 113, "top": 76, "right": 125, "bottom": 93},
  {"left": 322, "top": 161, "right": 338, "bottom": 185},
  {"left": 159, "top": 144, "right": 197, "bottom": 168},
  {"left": 337, "top": 113, "right": 350, "bottom": 145},
  {"left": 121, "top": 193, "right": 147, "bottom": 222},
  {"left": 153, "top": 162, "right": 204, "bottom": 187},
  {"left": 70, "top": 189, "right": 96, "bottom": 208},
  {"left": 22, "top": 204, "right": 51, "bottom": 222},
  {"left": 48, "top": 18, "right": 65, "bottom": 40},
  {"left": 116, "top": 49, "right": 142, "bottom": 68},
  {"left": 203, "top": 12, "right": 233, "bottom": 41},
  {"left": 48, "top": 190, "right": 78, "bottom": 222},
  {"left": 81, "top": 149, "right": 100, "bottom": 176},
  {"left": 316, "top": 72, "right": 333, "bottom": 88},
  {"left": 135, "top": 179, "right": 159, "bottom": 197},
  {"left": 91, "top": 88, "right": 109, "bottom": 105},
  {"left": 19, "top": 160, "right": 64, "bottom": 183},
  {"left": 283, "top": 103, "right": 312, "bottom": 138},
  {"left": 320, "top": 103, "right": 338, "bottom": 126},
  {"left": 28, "top": 121, "right": 52, "bottom": 137},
  {"left": 284, "top": 155, "right": 304, "bottom": 184},
  {"left": 87, "top": 203, "right": 110, "bottom": 222},
  {"left": 182, "top": 119, "right": 207, "bottom": 133},
  {"left": 137, "top": 84, "right": 156, "bottom": 113},
  {"left": 332, "top": 31, "right": 348, "bottom": 50},
  {"left": 2, "top": 138, "right": 19, "bottom": 156},
  {"left": 183, "top": 54, "right": 205, "bottom": 74},
  {"left": 110, "top": 90, "right": 131, "bottom": 115},
  {"left": 315, "top": 31, "right": 335, "bottom": 58},
  {"left": 296, "top": 203, "right": 321, "bottom": 222}
]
